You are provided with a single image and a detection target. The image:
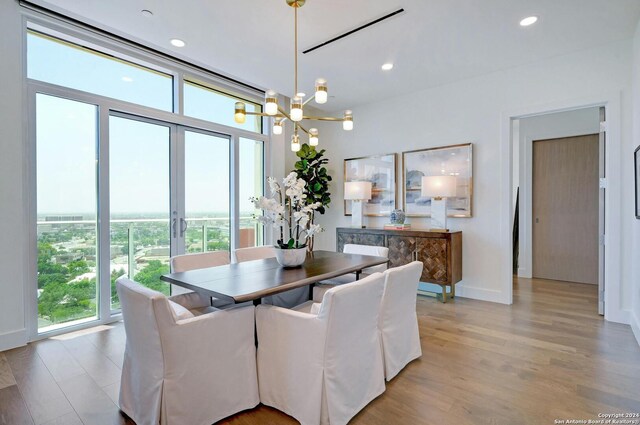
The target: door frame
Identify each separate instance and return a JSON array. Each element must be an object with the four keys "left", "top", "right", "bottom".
[{"left": 500, "top": 93, "right": 627, "bottom": 324}]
